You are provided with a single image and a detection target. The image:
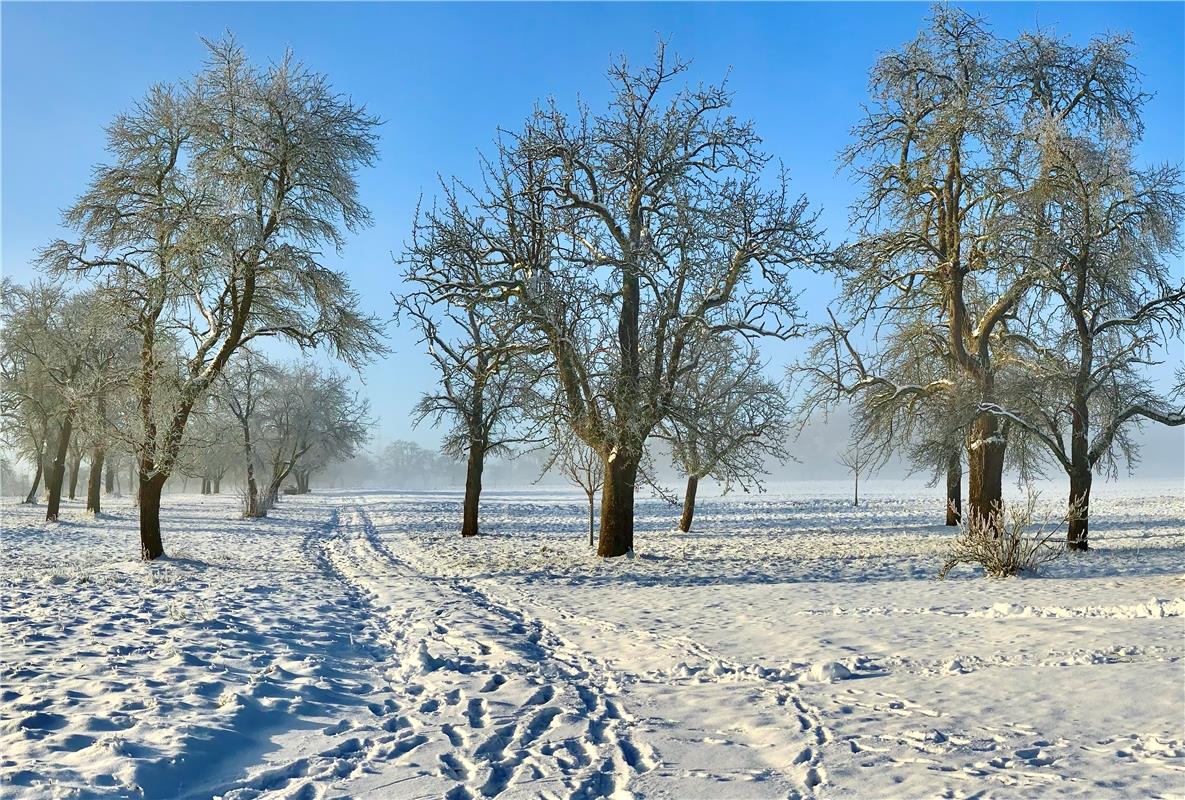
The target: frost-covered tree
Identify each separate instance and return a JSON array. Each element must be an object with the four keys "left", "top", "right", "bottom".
[
  {"left": 0, "top": 287, "right": 58, "bottom": 504},
  {"left": 39, "top": 37, "right": 383, "bottom": 558},
  {"left": 410, "top": 45, "right": 825, "bottom": 556},
  {"left": 178, "top": 393, "right": 240, "bottom": 495},
  {"left": 256, "top": 363, "right": 370, "bottom": 509},
  {"left": 660, "top": 341, "right": 790, "bottom": 532},
  {"left": 802, "top": 8, "right": 1146, "bottom": 524},
  {"left": 837, "top": 445, "right": 871, "bottom": 508},
  {"left": 979, "top": 77, "right": 1184, "bottom": 549},
  {"left": 0, "top": 282, "right": 124, "bottom": 521},
  {"left": 549, "top": 431, "right": 605, "bottom": 546},
  {"left": 380, "top": 439, "right": 459, "bottom": 488},
  {"left": 218, "top": 355, "right": 369, "bottom": 516},
  {"left": 395, "top": 285, "right": 537, "bottom": 538},
  {"left": 217, "top": 350, "right": 273, "bottom": 516}
]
